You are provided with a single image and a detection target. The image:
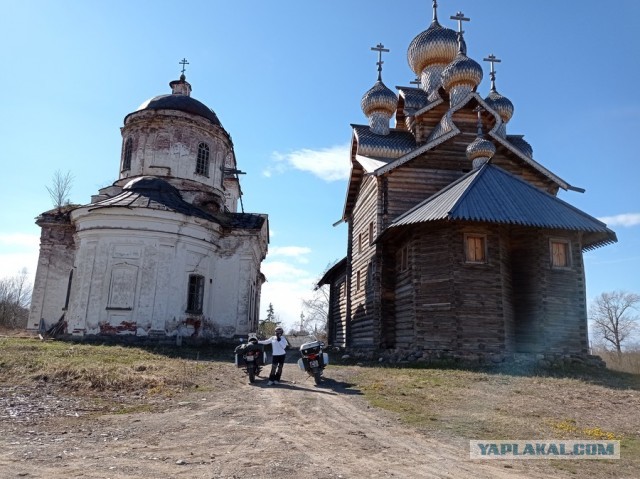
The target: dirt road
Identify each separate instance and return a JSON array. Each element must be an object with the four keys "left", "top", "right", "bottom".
[{"left": 0, "top": 358, "right": 561, "bottom": 478}]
